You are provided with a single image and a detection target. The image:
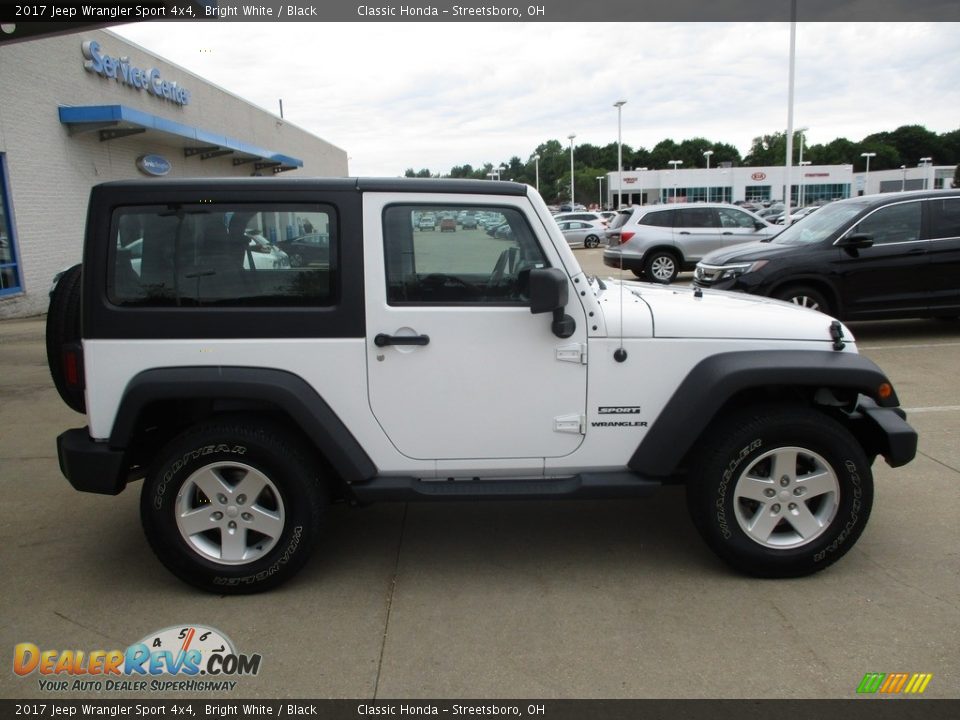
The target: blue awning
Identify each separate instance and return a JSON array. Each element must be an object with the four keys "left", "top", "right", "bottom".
[{"left": 58, "top": 104, "right": 303, "bottom": 173}]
